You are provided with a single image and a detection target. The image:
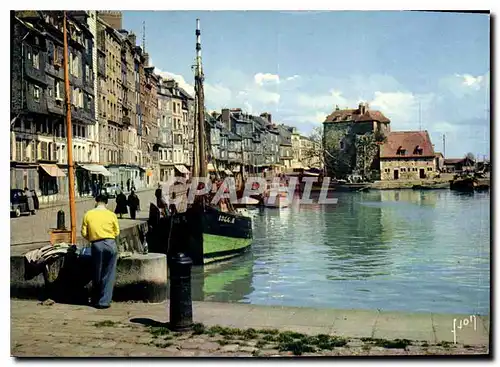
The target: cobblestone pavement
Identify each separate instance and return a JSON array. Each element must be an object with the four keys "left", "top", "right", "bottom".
[
  {"left": 11, "top": 300, "right": 489, "bottom": 357},
  {"left": 10, "top": 189, "right": 155, "bottom": 247}
]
